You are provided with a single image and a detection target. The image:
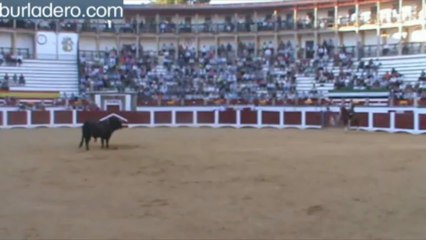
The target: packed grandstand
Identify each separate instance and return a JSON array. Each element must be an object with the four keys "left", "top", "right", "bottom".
[{"left": 0, "top": 0, "right": 426, "bottom": 110}]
